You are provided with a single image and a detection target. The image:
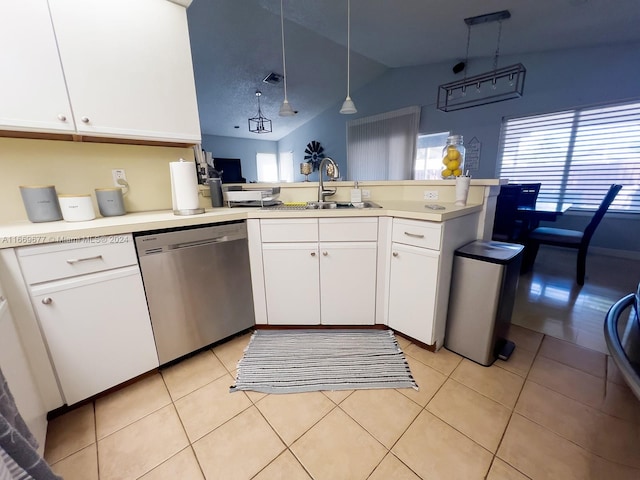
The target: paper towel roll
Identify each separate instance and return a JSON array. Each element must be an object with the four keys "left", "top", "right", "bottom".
[{"left": 170, "top": 160, "right": 203, "bottom": 214}]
